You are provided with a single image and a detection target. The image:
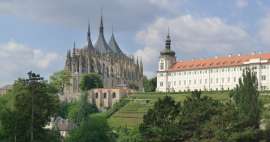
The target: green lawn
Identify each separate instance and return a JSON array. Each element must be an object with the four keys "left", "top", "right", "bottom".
[{"left": 108, "top": 92, "right": 270, "bottom": 128}]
